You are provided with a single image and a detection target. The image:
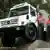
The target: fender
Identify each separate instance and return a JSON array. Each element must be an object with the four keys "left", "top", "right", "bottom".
[{"left": 26, "top": 23, "right": 37, "bottom": 31}]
